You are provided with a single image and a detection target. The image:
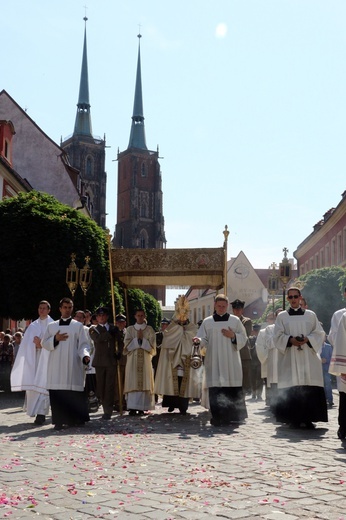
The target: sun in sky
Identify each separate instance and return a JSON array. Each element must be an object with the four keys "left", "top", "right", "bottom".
[{"left": 215, "top": 22, "right": 228, "bottom": 38}]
